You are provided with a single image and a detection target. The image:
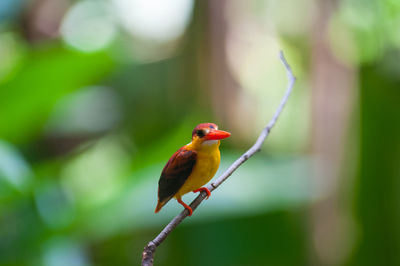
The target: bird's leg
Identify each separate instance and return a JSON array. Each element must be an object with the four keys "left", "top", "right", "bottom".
[
  {"left": 177, "top": 198, "right": 193, "bottom": 216},
  {"left": 193, "top": 187, "right": 211, "bottom": 199}
]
